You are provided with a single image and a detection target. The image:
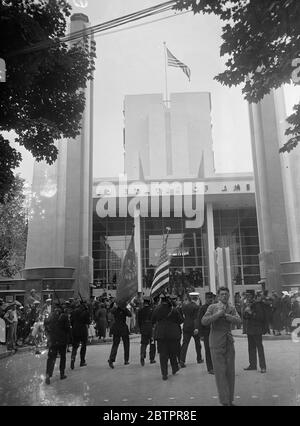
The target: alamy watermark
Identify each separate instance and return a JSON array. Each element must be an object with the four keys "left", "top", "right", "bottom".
[{"left": 95, "top": 174, "right": 205, "bottom": 229}]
